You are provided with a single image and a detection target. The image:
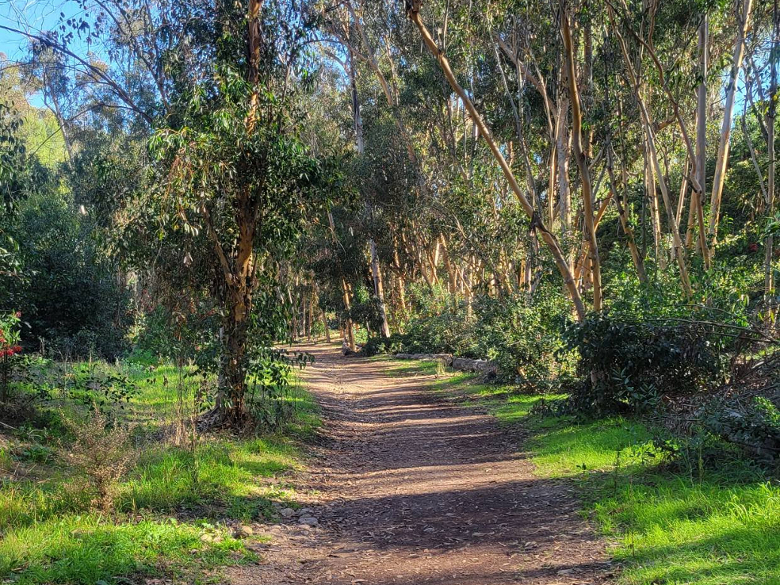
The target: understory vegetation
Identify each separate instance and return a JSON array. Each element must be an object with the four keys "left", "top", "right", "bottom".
[{"left": 0, "top": 360, "right": 318, "bottom": 585}]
